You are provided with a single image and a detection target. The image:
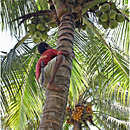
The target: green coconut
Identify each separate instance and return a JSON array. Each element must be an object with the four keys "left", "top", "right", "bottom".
[
  {"left": 44, "top": 14, "right": 49, "bottom": 19},
  {"left": 46, "top": 17, "right": 53, "bottom": 24},
  {"left": 48, "top": 22, "right": 57, "bottom": 28},
  {"left": 34, "top": 31, "right": 42, "bottom": 39},
  {"left": 100, "top": 3, "right": 110, "bottom": 12},
  {"left": 40, "top": 18, "right": 46, "bottom": 23},
  {"left": 28, "top": 28, "right": 36, "bottom": 36},
  {"left": 110, "top": 3, "right": 116, "bottom": 9},
  {"left": 45, "top": 27, "right": 50, "bottom": 32},
  {"left": 109, "top": 19, "right": 118, "bottom": 29},
  {"left": 27, "top": 24, "right": 36, "bottom": 30},
  {"left": 31, "top": 18, "right": 37, "bottom": 24},
  {"left": 109, "top": 9, "right": 117, "bottom": 19},
  {"left": 116, "top": 13, "right": 125, "bottom": 22},
  {"left": 36, "top": 24, "right": 45, "bottom": 31},
  {"left": 100, "top": 13, "right": 109, "bottom": 22},
  {"left": 41, "top": 32, "right": 48, "bottom": 40},
  {"left": 98, "top": 18, "right": 103, "bottom": 25},
  {"left": 102, "top": 21, "right": 109, "bottom": 29},
  {"left": 32, "top": 37, "right": 40, "bottom": 43},
  {"left": 95, "top": 10, "right": 103, "bottom": 18}
]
